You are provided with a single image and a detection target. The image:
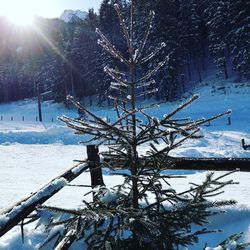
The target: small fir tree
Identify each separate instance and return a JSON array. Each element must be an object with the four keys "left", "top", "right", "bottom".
[{"left": 38, "top": 2, "right": 249, "bottom": 249}]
